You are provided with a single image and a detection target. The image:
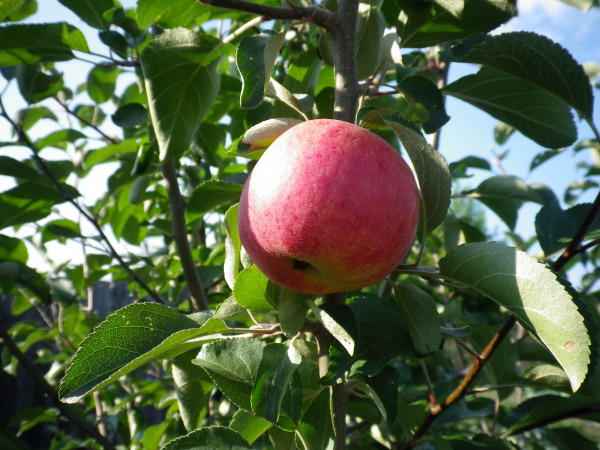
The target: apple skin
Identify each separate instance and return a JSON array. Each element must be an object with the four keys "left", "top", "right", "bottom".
[{"left": 238, "top": 119, "right": 420, "bottom": 295}]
